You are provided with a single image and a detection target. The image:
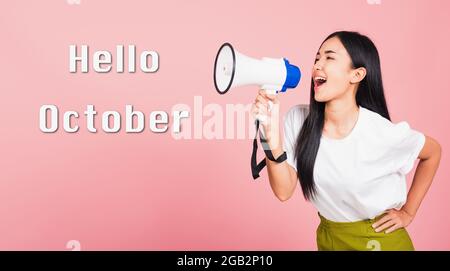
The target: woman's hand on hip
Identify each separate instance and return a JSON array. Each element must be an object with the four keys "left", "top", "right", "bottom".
[{"left": 372, "top": 208, "right": 414, "bottom": 234}]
